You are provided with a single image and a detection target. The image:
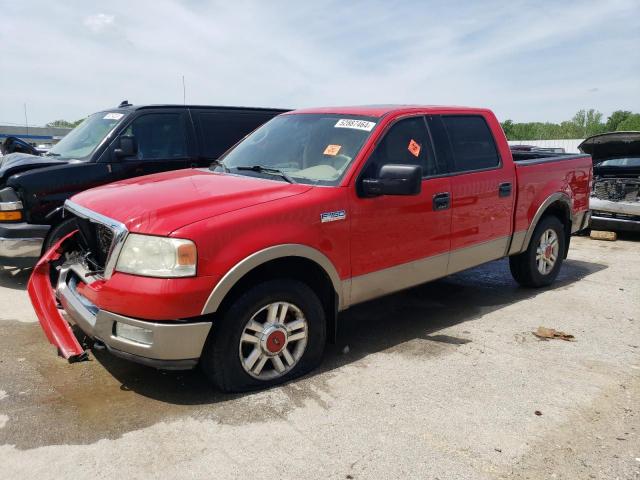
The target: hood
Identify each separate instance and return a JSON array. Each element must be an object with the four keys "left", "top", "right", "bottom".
[
  {"left": 0, "top": 152, "right": 69, "bottom": 182},
  {"left": 71, "top": 169, "right": 313, "bottom": 235},
  {"left": 578, "top": 131, "right": 640, "bottom": 162},
  {"left": 1, "top": 136, "right": 41, "bottom": 156}
]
